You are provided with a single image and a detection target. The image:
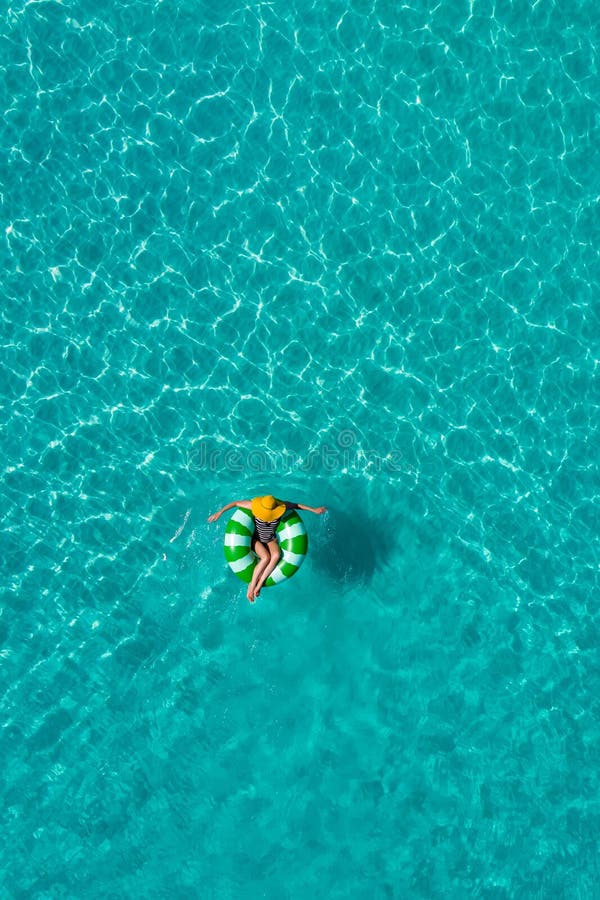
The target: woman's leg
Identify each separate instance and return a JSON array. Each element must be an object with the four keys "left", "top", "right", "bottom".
[
  {"left": 253, "top": 540, "right": 281, "bottom": 598},
  {"left": 247, "top": 540, "right": 269, "bottom": 601}
]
